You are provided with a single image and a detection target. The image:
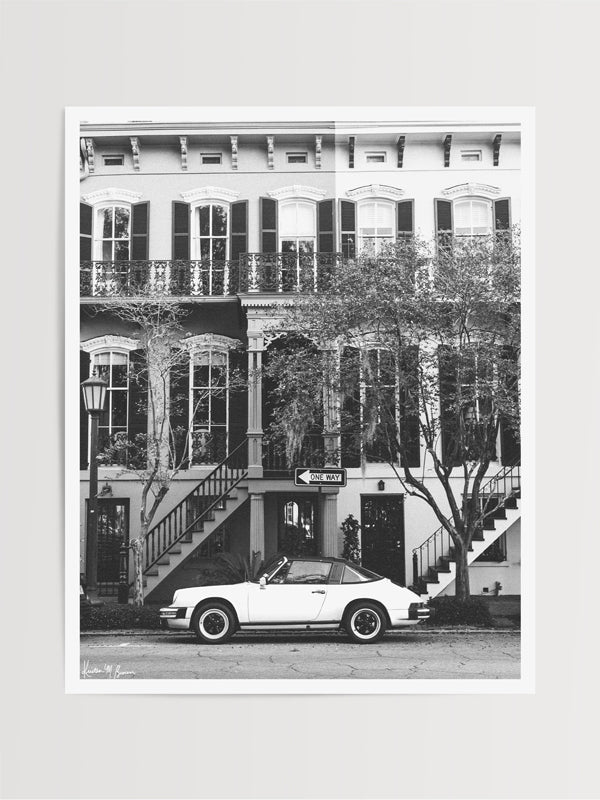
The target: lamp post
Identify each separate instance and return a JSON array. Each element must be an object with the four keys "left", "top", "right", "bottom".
[{"left": 81, "top": 371, "right": 108, "bottom": 594}]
